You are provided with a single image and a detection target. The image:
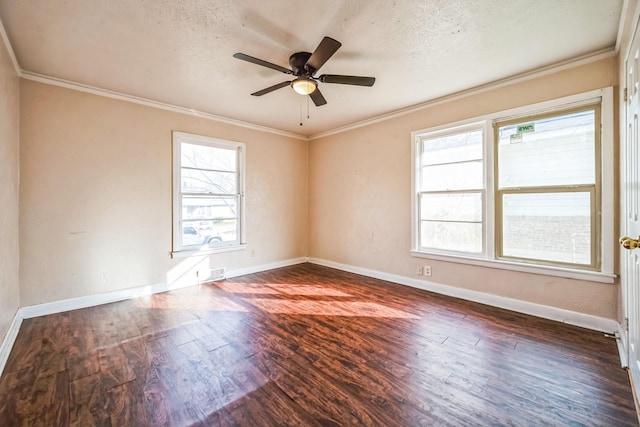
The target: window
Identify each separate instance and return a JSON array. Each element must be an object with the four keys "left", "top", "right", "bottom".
[
  {"left": 172, "top": 132, "right": 245, "bottom": 256},
  {"left": 495, "top": 107, "right": 599, "bottom": 269},
  {"left": 411, "top": 88, "right": 614, "bottom": 282},
  {"left": 415, "top": 124, "right": 485, "bottom": 254}
]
